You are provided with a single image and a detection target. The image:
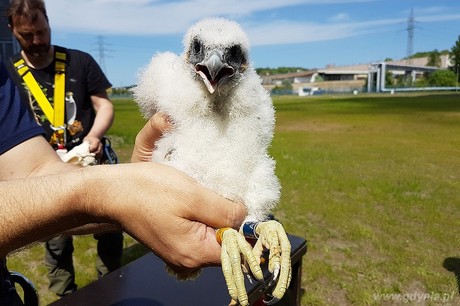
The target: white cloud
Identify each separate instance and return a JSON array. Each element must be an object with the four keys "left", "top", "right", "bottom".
[
  {"left": 45, "top": 0, "right": 373, "bottom": 35},
  {"left": 328, "top": 13, "right": 351, "bottom": 22},
  {"left": 408, "top": 6, "right": 447, "bottom": 15},
  {"left": 417, "top": 13, "right": 460, "bottom": 23},
  {"left": 45, "top": 0, "right": 460, "bottom": 47},
  {"left": 246, "top": 17, "right": 406, "bottom": 46}
]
